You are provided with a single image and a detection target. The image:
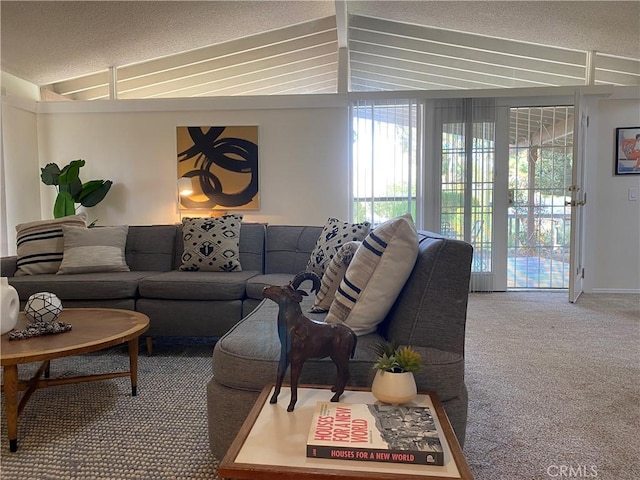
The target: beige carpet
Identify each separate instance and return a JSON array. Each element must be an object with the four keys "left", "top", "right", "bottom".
[
  {"left": 463, "top": 292, "right": 640, "bottom": 480},
  {"left": 0, "top": 293, "right": 638, "bottom": 479}
]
